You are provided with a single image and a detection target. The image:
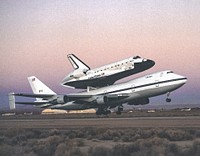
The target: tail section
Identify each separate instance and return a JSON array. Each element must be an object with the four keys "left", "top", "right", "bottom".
[
  {"left": 67, "top": 54, "right": 90, "bottom": 70},
  {"left": 28, "top": 76, "right": 56, "bottom": 95},
  {"left": 8, "top": 77, "right": 55, "bottom": 109}
]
